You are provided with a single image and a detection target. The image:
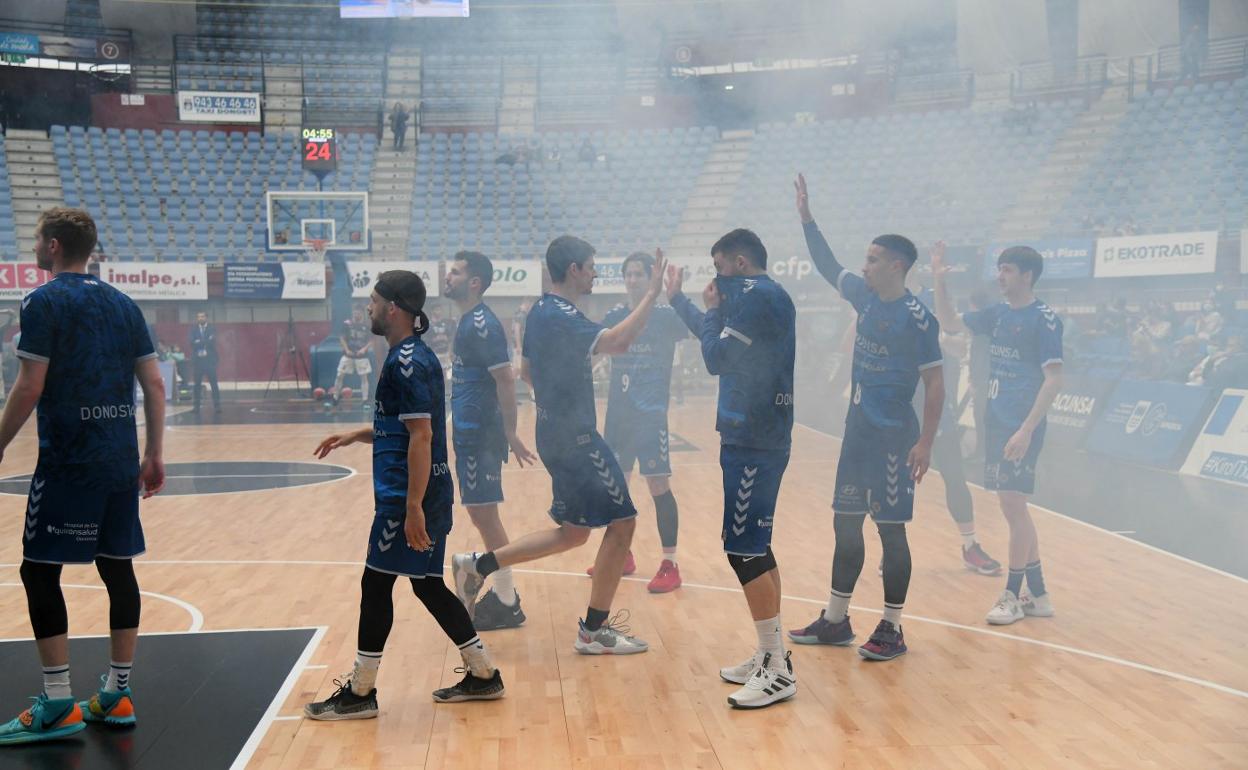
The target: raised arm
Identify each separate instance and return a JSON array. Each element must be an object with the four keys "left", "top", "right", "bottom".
[
  {"left": 930, "top": 241, "right": 966, "bottom": 334},
  {"left": 594, "top": 249, "right": 668, "bottom": 355},
  {"left": 796, "top": 173, "right": 849, "bottom": 286}
]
